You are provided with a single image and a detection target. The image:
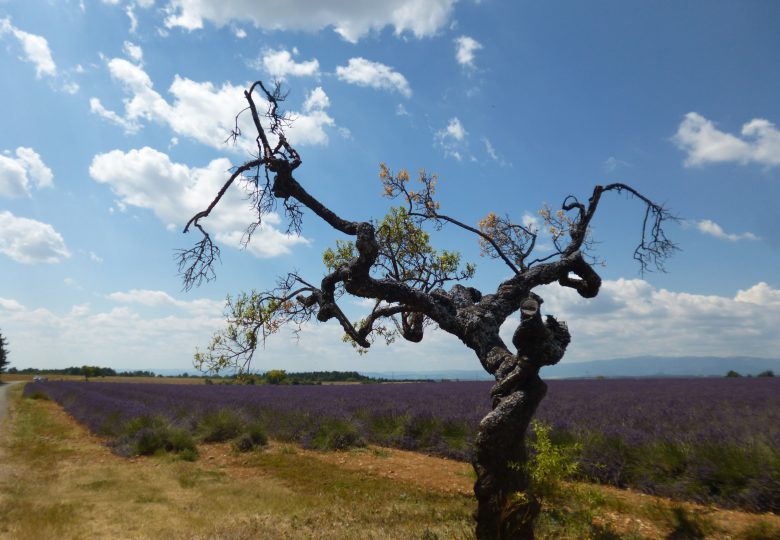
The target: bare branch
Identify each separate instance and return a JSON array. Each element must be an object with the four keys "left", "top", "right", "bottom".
[{"left": 176, "top": 223, "right": 221, "bottom": 291}]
